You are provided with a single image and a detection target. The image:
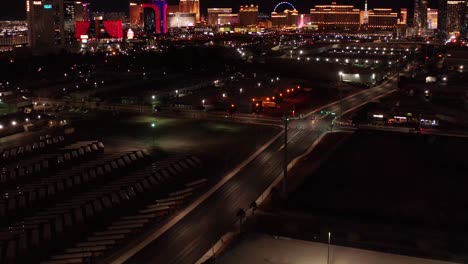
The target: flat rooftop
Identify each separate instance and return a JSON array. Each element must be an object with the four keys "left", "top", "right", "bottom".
[{"left": 218, "top": 234, "right": 458, "bottom": 264}]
